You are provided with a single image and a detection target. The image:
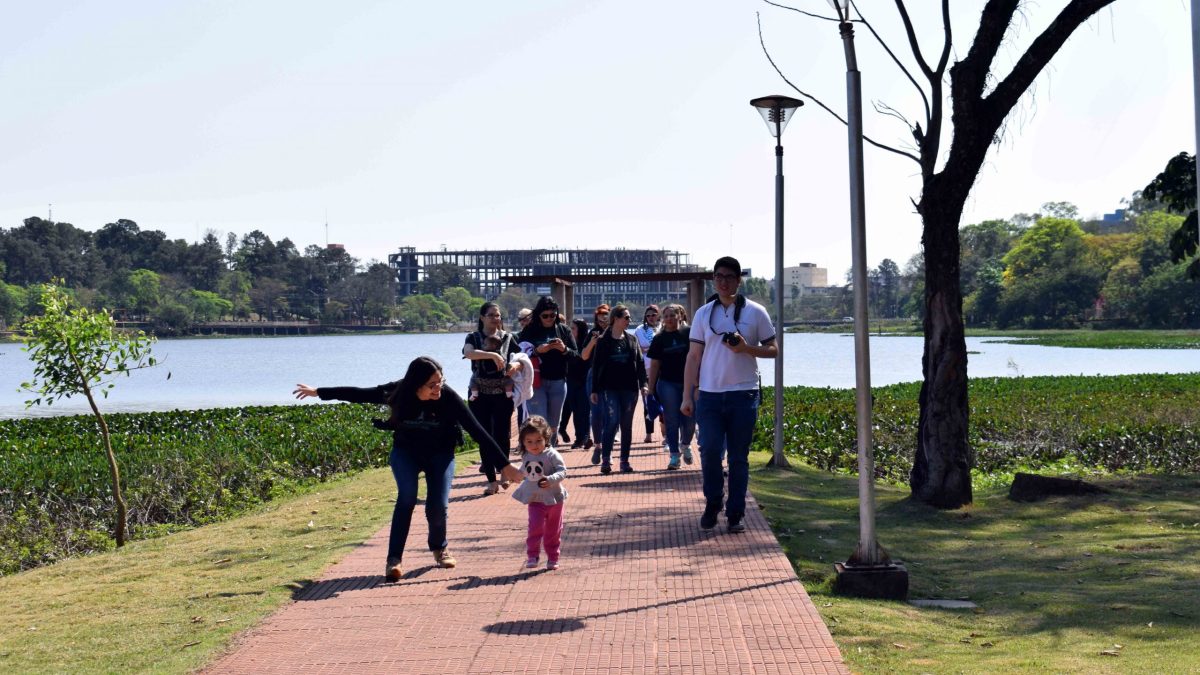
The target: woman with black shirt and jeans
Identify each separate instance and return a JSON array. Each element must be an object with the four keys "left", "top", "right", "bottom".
[
  {"left": 463, "top": 302, "right": 521, "bottom": 495},
  {"left": 294, "top": 357, "right": 519, "bottom": 581},
  {"left": 589, "top": 304, "right": 647, "bottom": 474},
  {"left": 648, "top": 303, "right": 695, "bottom": 470},
  {"left": 517, "top": 296, "right": 578, "bottom": 447}
]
